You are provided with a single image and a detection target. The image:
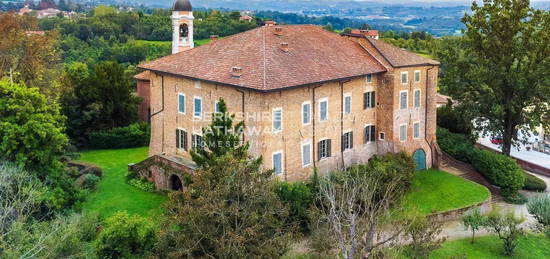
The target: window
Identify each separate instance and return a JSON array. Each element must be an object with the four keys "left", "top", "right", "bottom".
[
  {"left": 414, "top": 122, "right": 420, "bottom": 139},
  {"left": 302, "top": 102, "right": 311, "bottom": 125},
  {"left": 401, "top": 72, "right": 408, "bottom": 84},
  {"left": 318, "top": 139, "right": 331, "bottom": 160},
  {"left": 192, "top": 134, "right": 204, "bottom": 149},
  {"left": 301, "top": 142, "right": 312, "bottom": 167},
  {"left": 272, "top": 107, "right": 283, "bottom": 133},
  {"left": 379, "top": 132, "right": 385, "bottom": 141},
  {"left": 178, "top": 93, "right": 185, "bottom": 114},
  {"left": 319, "top": 98, "right": 328, "bottom": 122},
  {"left": 342, "top": 132, "right": 353, "bottom": 151},
  {"left": 414, "top": 70, "right": 421, "bottom": 83},
  {"left": 194, "top": 80, "right": 201, "bottom": 89},
  {"left": 176, "top": 129, "right": 188, "bottom": 151},
  {"left": 364, "top": 125, "right": 376, "bottom": 143},
  {"left": 366, "top": 74, "right": 373, "bottom": 84},
  {"left": 343, "top": 93, "right": 352, "bottom": 115},
  {"left": 193, "top": 96, "right": 202, "bottom": 118},
  {"left": 400, "top": 91, "right": 408, "bottom": 109},
  {"left": 414, "top": 89, "right": 421, "bottom": 108},
  {"left": 363, "top": 91, "right": 375, "bottom": 109},
  {"left": 399, "top": 124, "right": 407, "bottom": 142},
  {"left": 272, "top": 152, "right": 283, "bottom": 175},
  {"left": 214, "top": 101, "right": 222, "bottom": 113}
]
